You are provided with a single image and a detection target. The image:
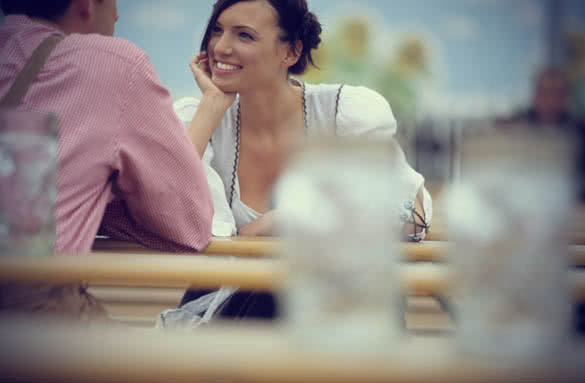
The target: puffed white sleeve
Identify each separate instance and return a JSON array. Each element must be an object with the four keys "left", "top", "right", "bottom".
[
  {"left": 336, "top": 86, "right": 432, "bottom": 240},
  {"left": 173, "top": 97, "right": 237, "bottom": 237},
  {"left": 336, "top": 85, "right": 397, "bottom": 138}
]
